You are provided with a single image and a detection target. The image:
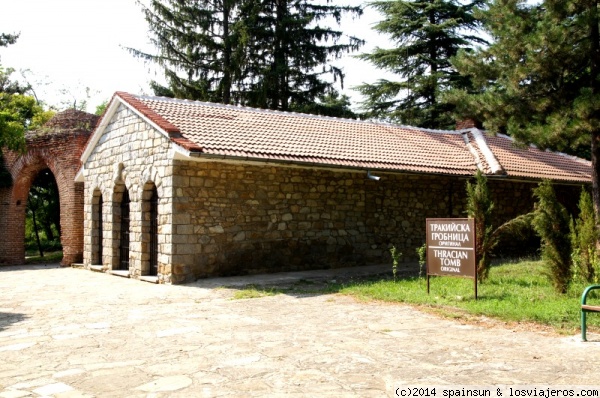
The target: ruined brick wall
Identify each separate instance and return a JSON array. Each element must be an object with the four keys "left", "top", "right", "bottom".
[
  {"left": 0, "top": 184, "right": 24, "bottom": 264},
  {"left": 0, "top": 128, "right": 92, "bottom": 266}
]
